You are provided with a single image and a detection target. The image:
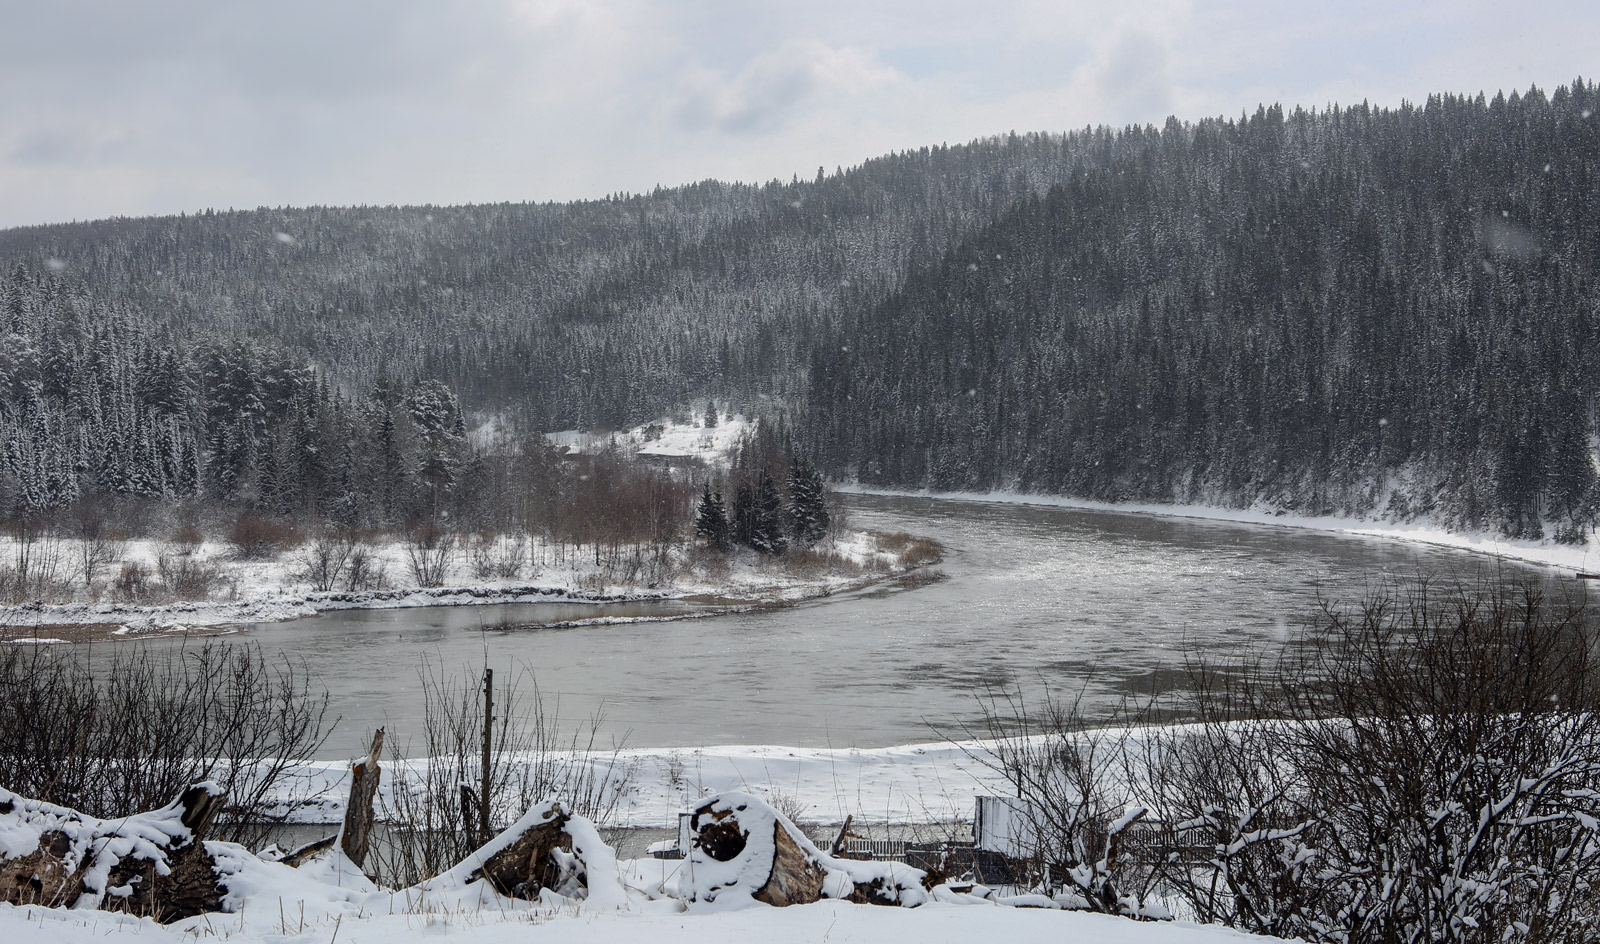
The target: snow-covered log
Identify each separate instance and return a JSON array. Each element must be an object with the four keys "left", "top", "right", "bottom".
[
  {"left": 428, "top": 799, "right": 627, "bottom": 909},
  {"left": 679, "top": 791, "right": 929, "bottom": 909},
  {"left": 0, "top": 781, "right": 227, "bottom": 922}
]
